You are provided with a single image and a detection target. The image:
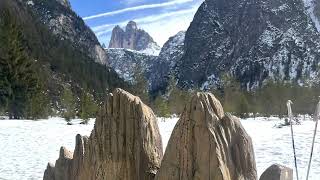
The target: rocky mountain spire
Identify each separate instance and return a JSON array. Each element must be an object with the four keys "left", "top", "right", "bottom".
[
  {"left": 108, "top": 21, "right": 161, "bottom": 55},
  {"left": 126, "top": 20, "right": 138, "bottom": 32}
]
